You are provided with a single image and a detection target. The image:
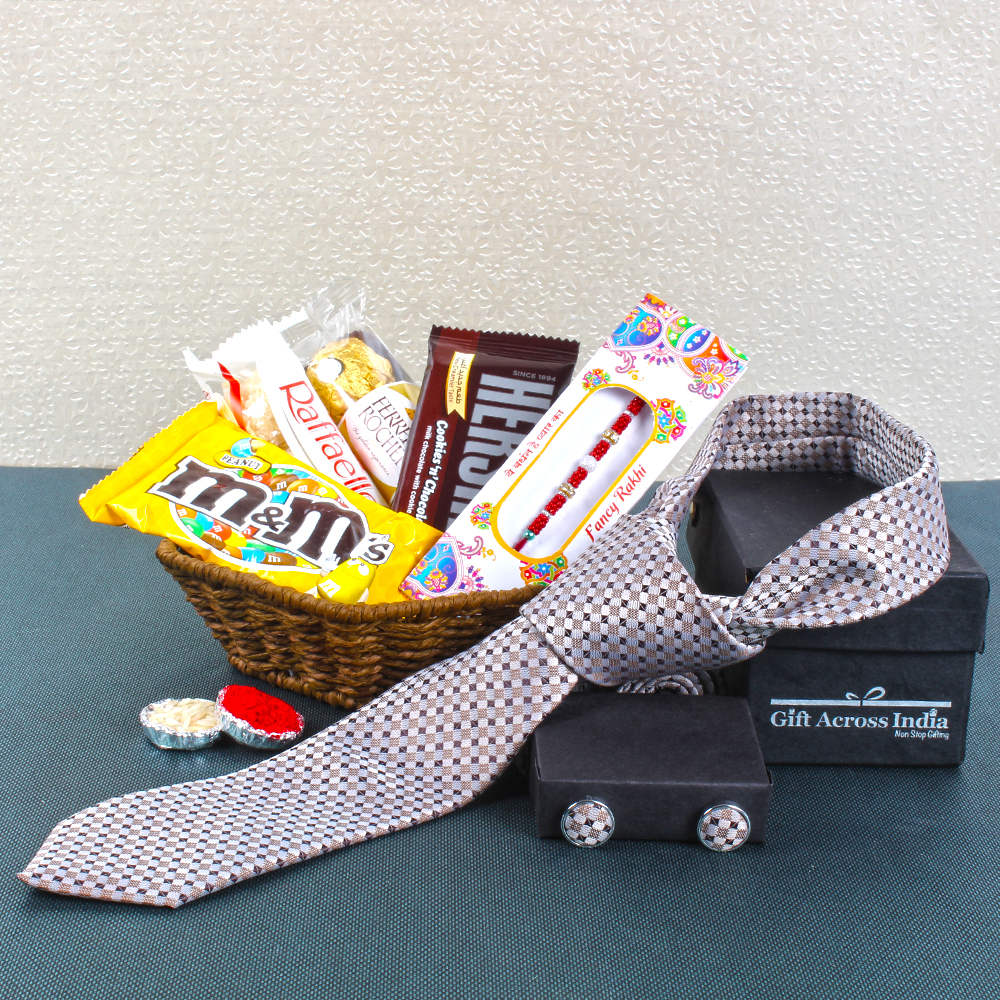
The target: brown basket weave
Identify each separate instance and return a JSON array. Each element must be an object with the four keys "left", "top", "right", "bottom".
[{"left": 156, "top": 539, "right": 537, "bottom": 710}]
